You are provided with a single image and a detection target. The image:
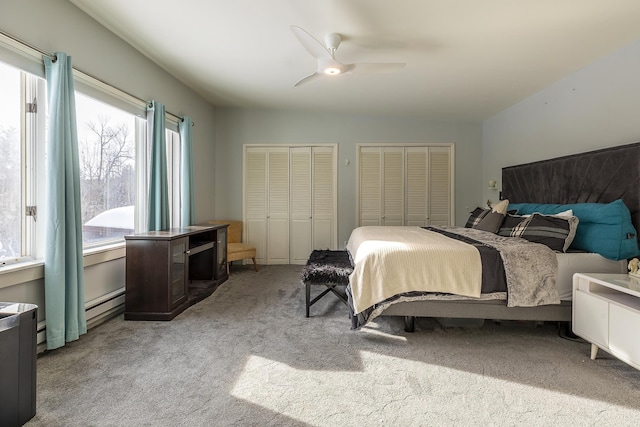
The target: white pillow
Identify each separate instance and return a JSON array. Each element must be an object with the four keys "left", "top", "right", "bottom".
[
  {"left": 522, "top": 209, "right": 573, "bottom": 218},
  {"left": 554, "top": 209, "right": 574, "bottom": 217},
  {"left": 491, "top": 199, "right": 509, "bottom": 215}
]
